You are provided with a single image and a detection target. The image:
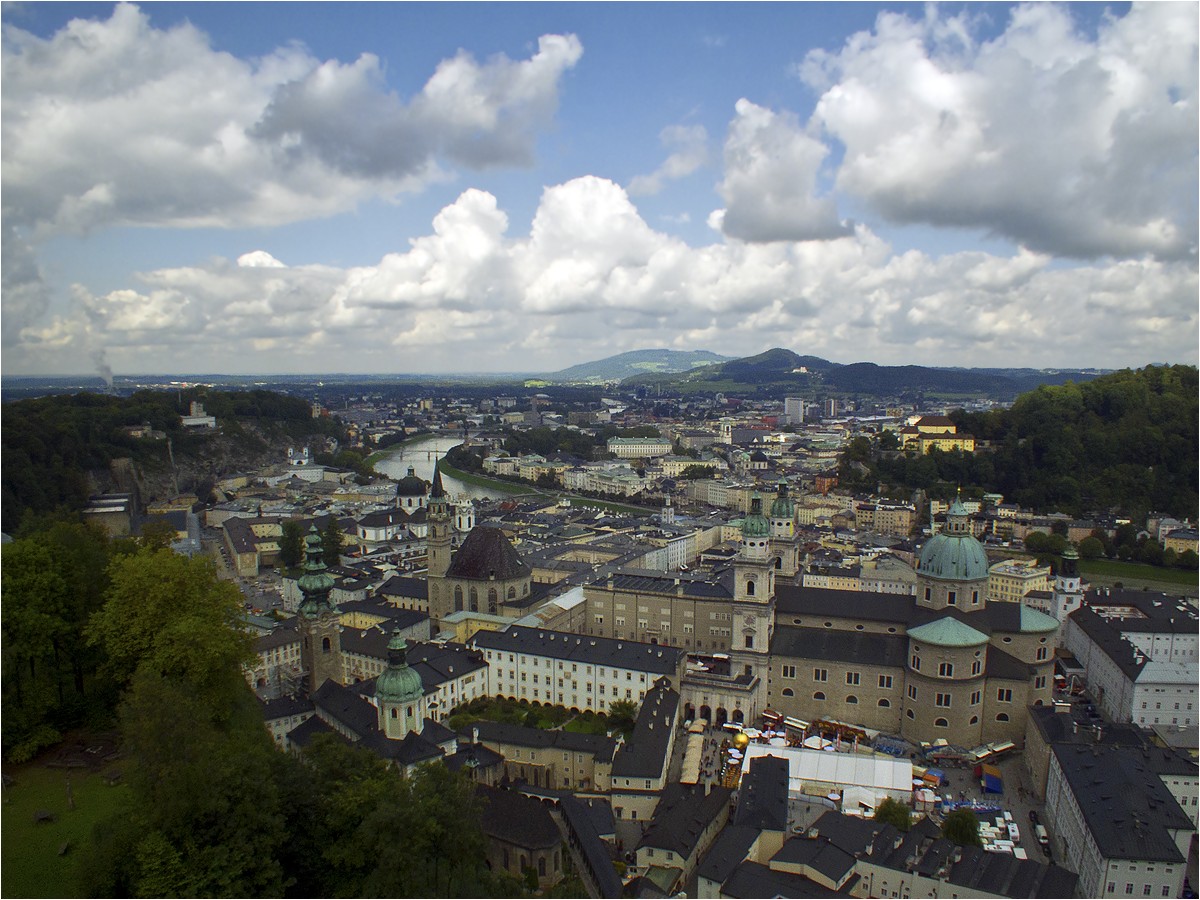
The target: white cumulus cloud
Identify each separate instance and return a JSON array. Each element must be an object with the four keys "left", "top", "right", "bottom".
[{"left": 799, "top": 2, "right": 1198, "bottom": 261}]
